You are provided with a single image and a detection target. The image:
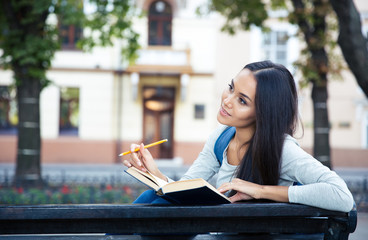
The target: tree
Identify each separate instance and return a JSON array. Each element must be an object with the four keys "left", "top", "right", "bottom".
[
  {"left": 289, "top": 0, "right": 333, "bottom": 168},
  {"left": 0, "top": 0, "right": 139, "bottom": 187},
  {"left": 329, "top": 0, "right": 368, "bottom": 98},
  {"left": 206, "top": 0, "right": 339, "bottom": 168}
]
